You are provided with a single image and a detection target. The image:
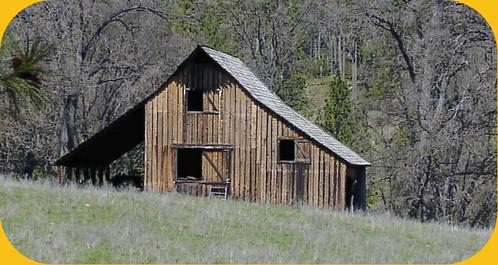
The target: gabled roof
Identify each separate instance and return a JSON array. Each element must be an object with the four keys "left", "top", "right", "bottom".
[
  {"left": 199, "top": 46, "right": 370, "bottom": 166},
  {"left": 55, "top": 45, "right": 370, "bottom": 167}
]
